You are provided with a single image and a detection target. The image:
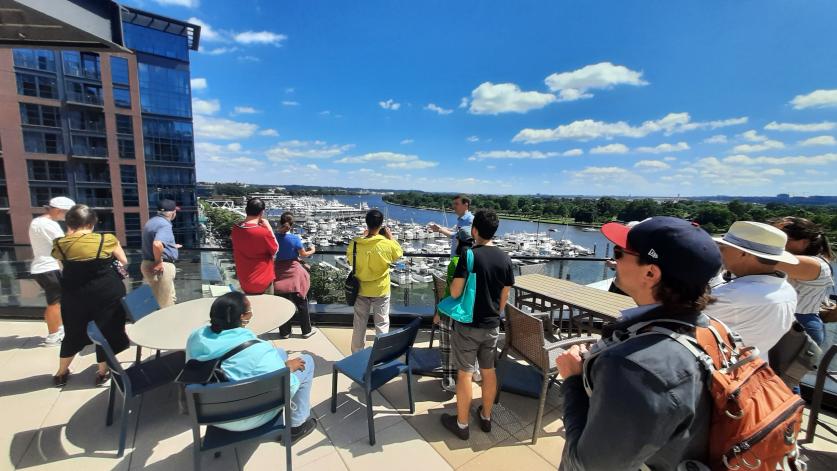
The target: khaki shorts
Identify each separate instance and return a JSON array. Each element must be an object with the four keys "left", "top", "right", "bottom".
[{"left": 451, "top": 323, "right": 499, "bottom": 373}]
